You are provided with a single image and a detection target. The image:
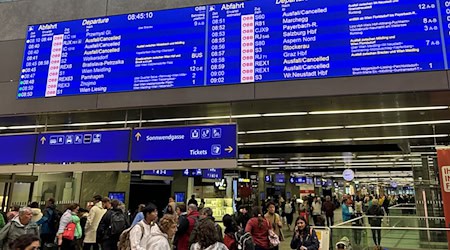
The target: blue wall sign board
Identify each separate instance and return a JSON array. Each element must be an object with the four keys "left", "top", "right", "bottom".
[
  {"left": 142, "top": 170, "right": 174, "bottom": 176},
  {"left": 183, "top": 169, "right": 203, "bottom": 177},
  {"left": 0, "top": 134, "right": 37, "bottom": 165},
  {"left": 275, "top": 173, "right": 285, "bottom": 183},
  {"left": 202, "top": 168, "right": 222, "bottom": 179},
  {"left": 35, "top": 129, "right": 130, "bottom": 163},
  {"left": 290, "top": 176, "right": 306, "bottom": 184},
  {"left": 19, "top": 1, "right": 450, "bottom": 98},
  {"left": 131, "top": 124, "right": 237, "bottom": 161}
]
